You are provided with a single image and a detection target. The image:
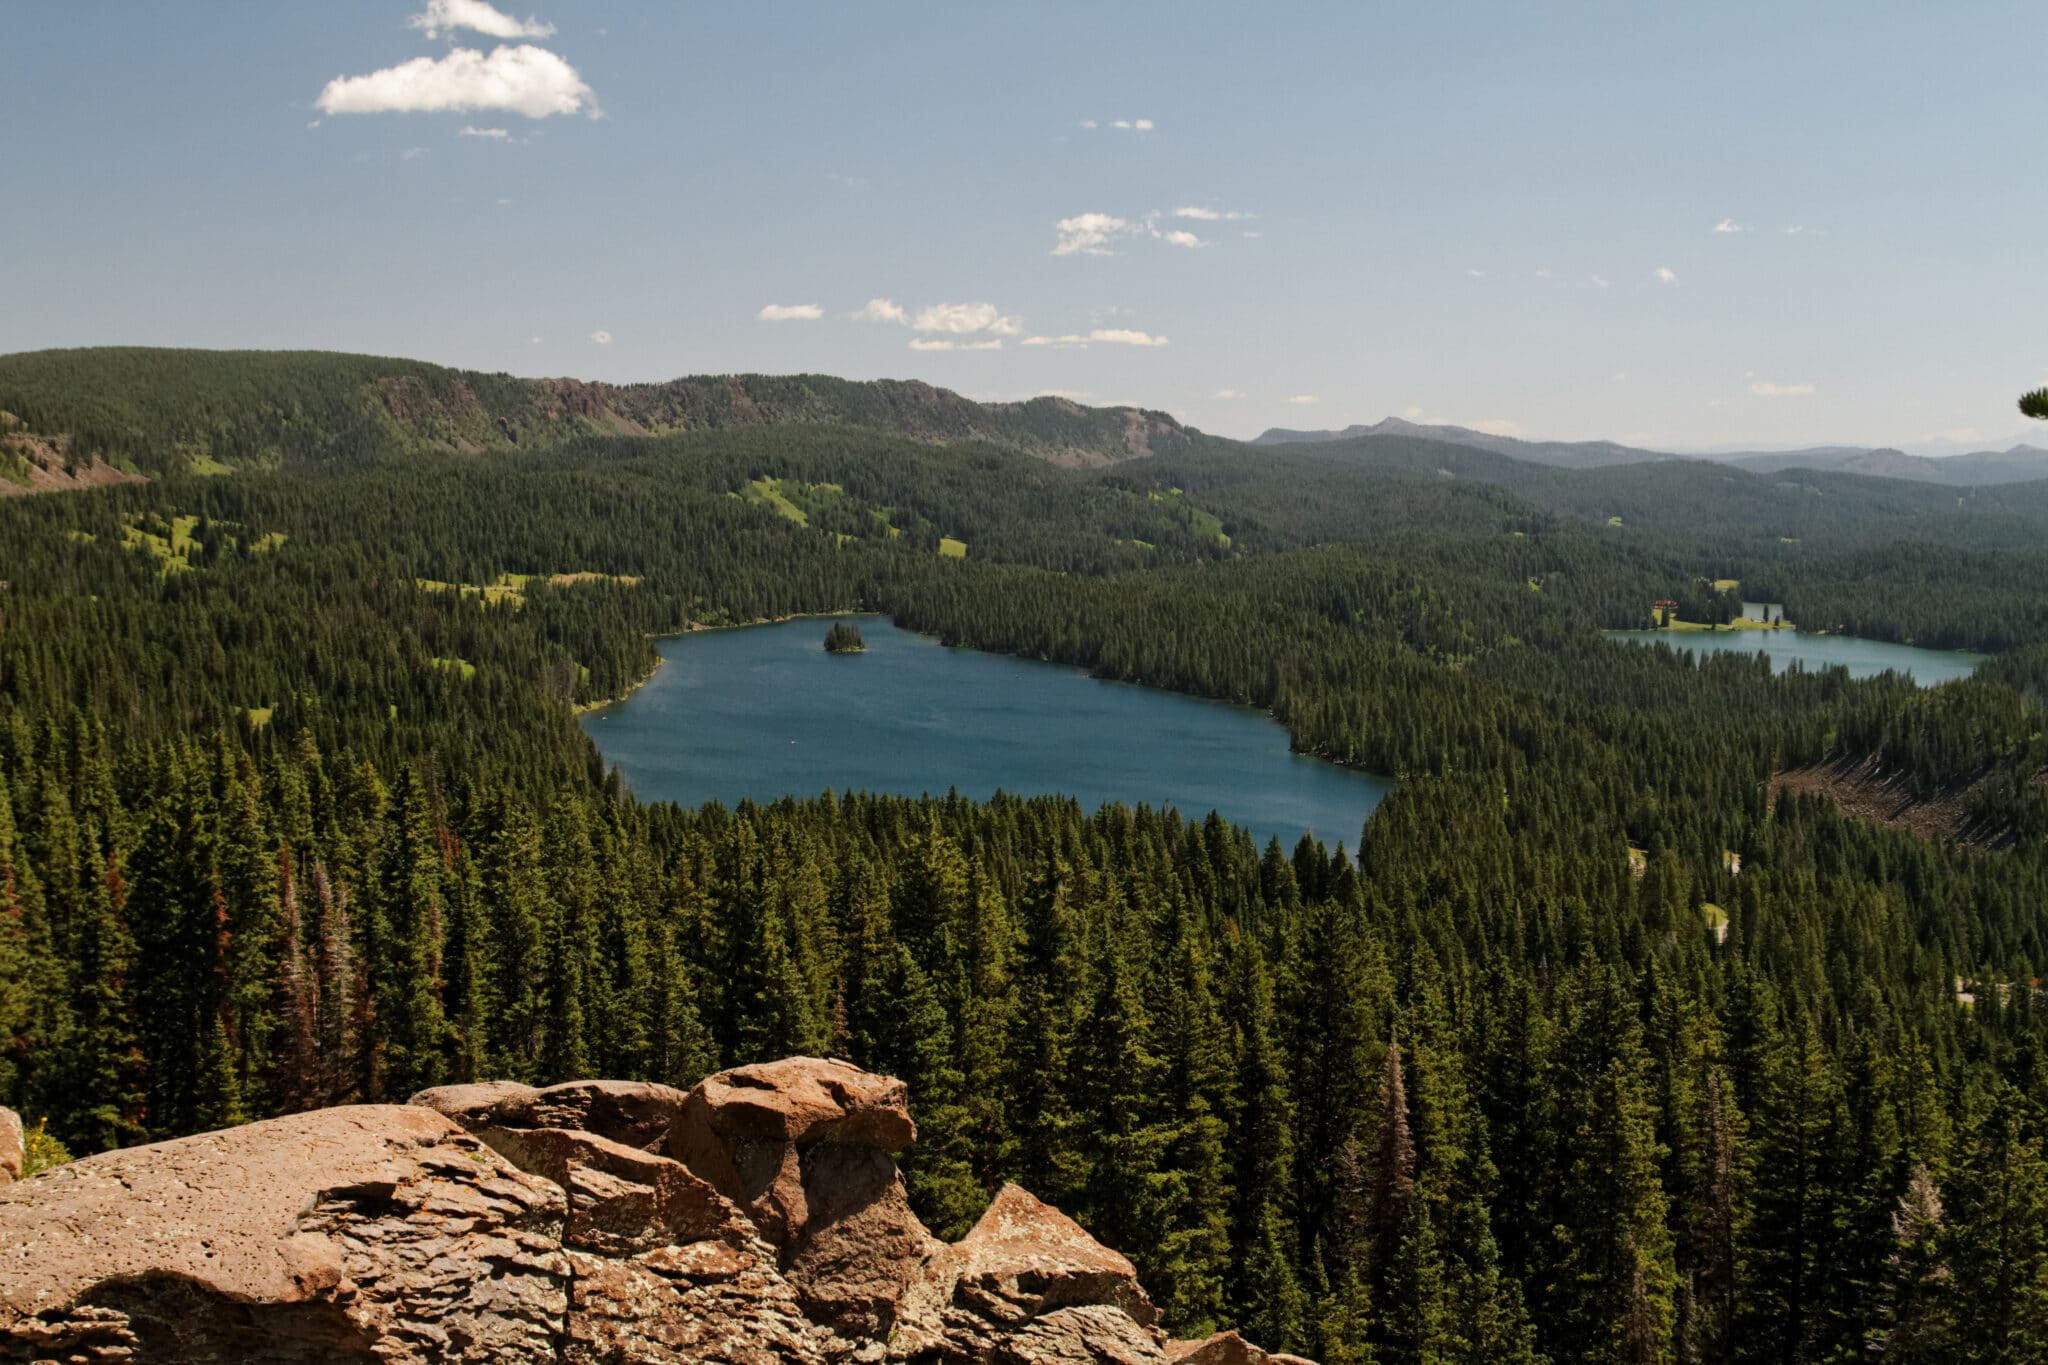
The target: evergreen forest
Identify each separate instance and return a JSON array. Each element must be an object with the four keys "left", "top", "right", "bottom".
[{"left": 3, "top": 348, "right": 2048, "bottom": 1363}]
